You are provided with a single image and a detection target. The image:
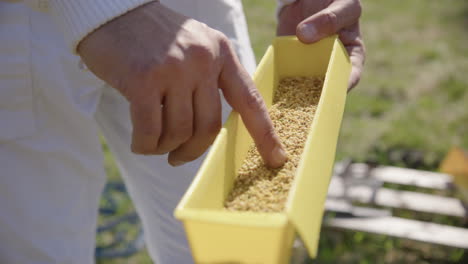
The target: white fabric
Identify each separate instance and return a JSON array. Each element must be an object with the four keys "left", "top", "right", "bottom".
[
  {"left": 0, "top": 0, "right": 256, "bottom": 263},
  {"left": 49, "top": 0, "right": 154, "bottom": 53}
]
